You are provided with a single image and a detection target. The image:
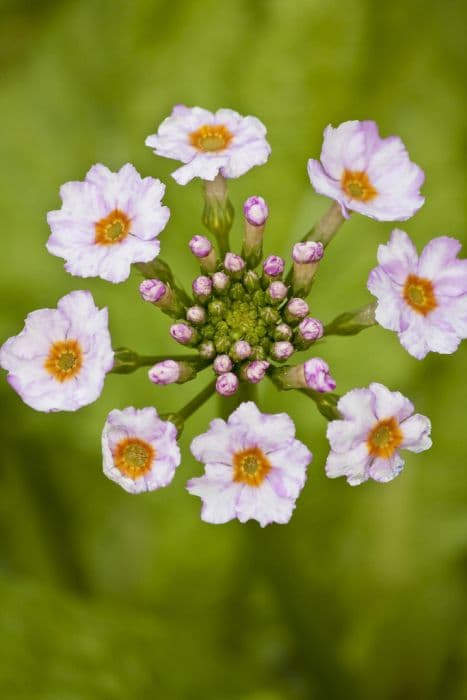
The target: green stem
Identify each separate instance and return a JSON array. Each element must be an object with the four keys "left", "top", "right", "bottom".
[
  {"left": 324, "top": 302, "right": 377, "bottom": 337},
  {"left": 299, "top": 388, "right": 341, "bottom": 421},
  {"left": 168, "top": 379, "right": 217, "bottom": 432},
  {"left": 219, "top": 381, "right": 257, "bottom": 419},
  {"left": 110, "top": 349, "right": 199, "bottom": 375}
]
